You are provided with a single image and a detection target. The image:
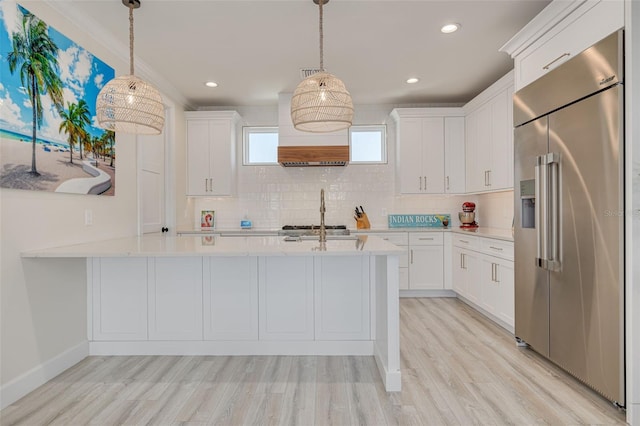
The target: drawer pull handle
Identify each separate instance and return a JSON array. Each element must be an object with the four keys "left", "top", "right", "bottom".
[
  {"left": 489, "top": 246, "right": 503, "bottom": 251},
  {"left": 459, "top": 239, "right": 469, "bottom": 244},
  {"left": 543, "top": 53, "right": 570, "bottom": 70},
  {"left": 419, "top": 237, "right": 434, "bottom": 241}
]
